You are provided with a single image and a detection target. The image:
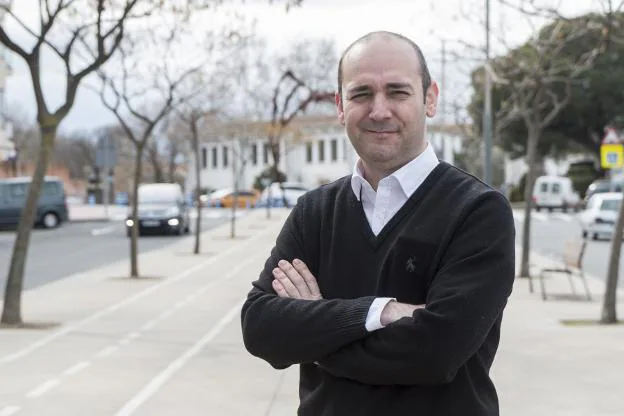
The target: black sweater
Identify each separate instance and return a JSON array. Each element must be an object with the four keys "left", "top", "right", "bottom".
[{"left": 241, "top": 163, "right": 516, "bottom": 415}]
